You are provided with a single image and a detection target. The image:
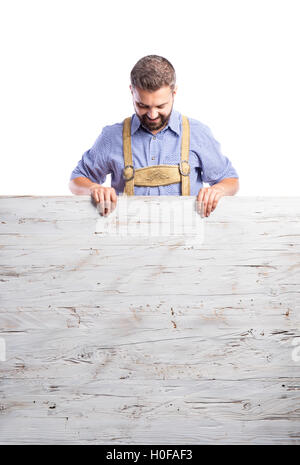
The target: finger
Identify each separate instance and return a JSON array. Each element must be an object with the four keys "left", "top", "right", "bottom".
[
  {"left": 108, "top": 189, "right": 117, "bottom": 214},
  {"left": 207, "top": 189, "right": 221, "bottom": 216},
  {"left": 211, "top": 192, "right": 221, "bottom": 212},
  {"left": 101, "top": 190, "right": 111, "bottom": 216},
  {"left": 201, "top": 190, "right": 211, "bottom": 217},
  {"left": 197, "top": 187, "right": 208, "bottom": 204},
  {"left": 90, "top": 186, "right": 98, "bottom": 203},
  {"left": 204, "top": 189, "right": 218, "bottom": 216},
  {"left": 104, "top": 189, "right": 112, "bottom": 215},
  {"left": 98, "top": 190, "right": 105, "bottom": 215},
  {"left": 196, "top": 188, "right": 207, "bottom": 216},
  {"left": 205, "top": 191, "right": 217, "bottom": 216},
  {"left": 110, "top": 188, "right": 117, "bottom": 203},
  {"left": 93, "top": 189, "right": 100, "bottom": 203},
  {"left": 207, "top": 190, "right": 222, "bottom": 216},
  {"left": 104, "top": 189, "right": 117, "bottom": 215}
]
